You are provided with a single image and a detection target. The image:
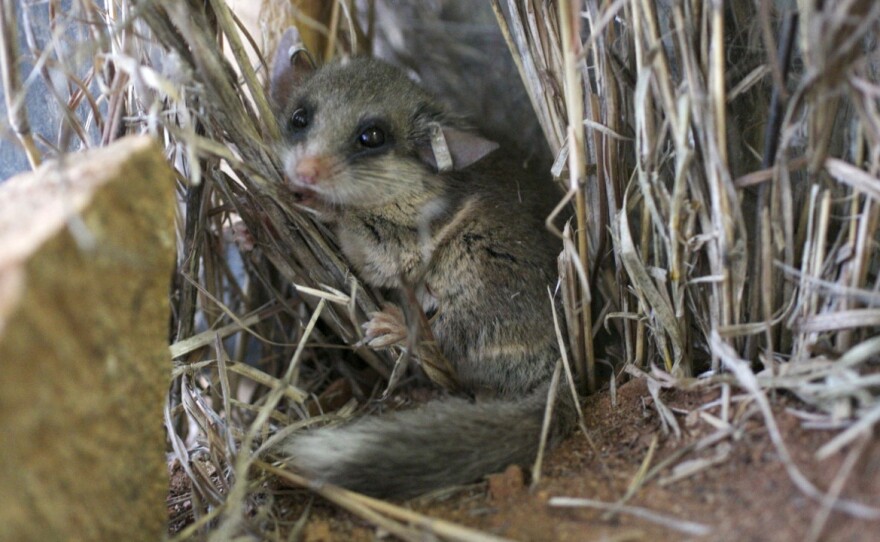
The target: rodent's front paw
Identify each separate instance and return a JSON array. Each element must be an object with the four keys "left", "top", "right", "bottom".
[
  {"left": 360, "top": 304, "right": 408, "bottom": 348},
  {"left": 228, "top": 220, "right": 256, "bottom": 252}
]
